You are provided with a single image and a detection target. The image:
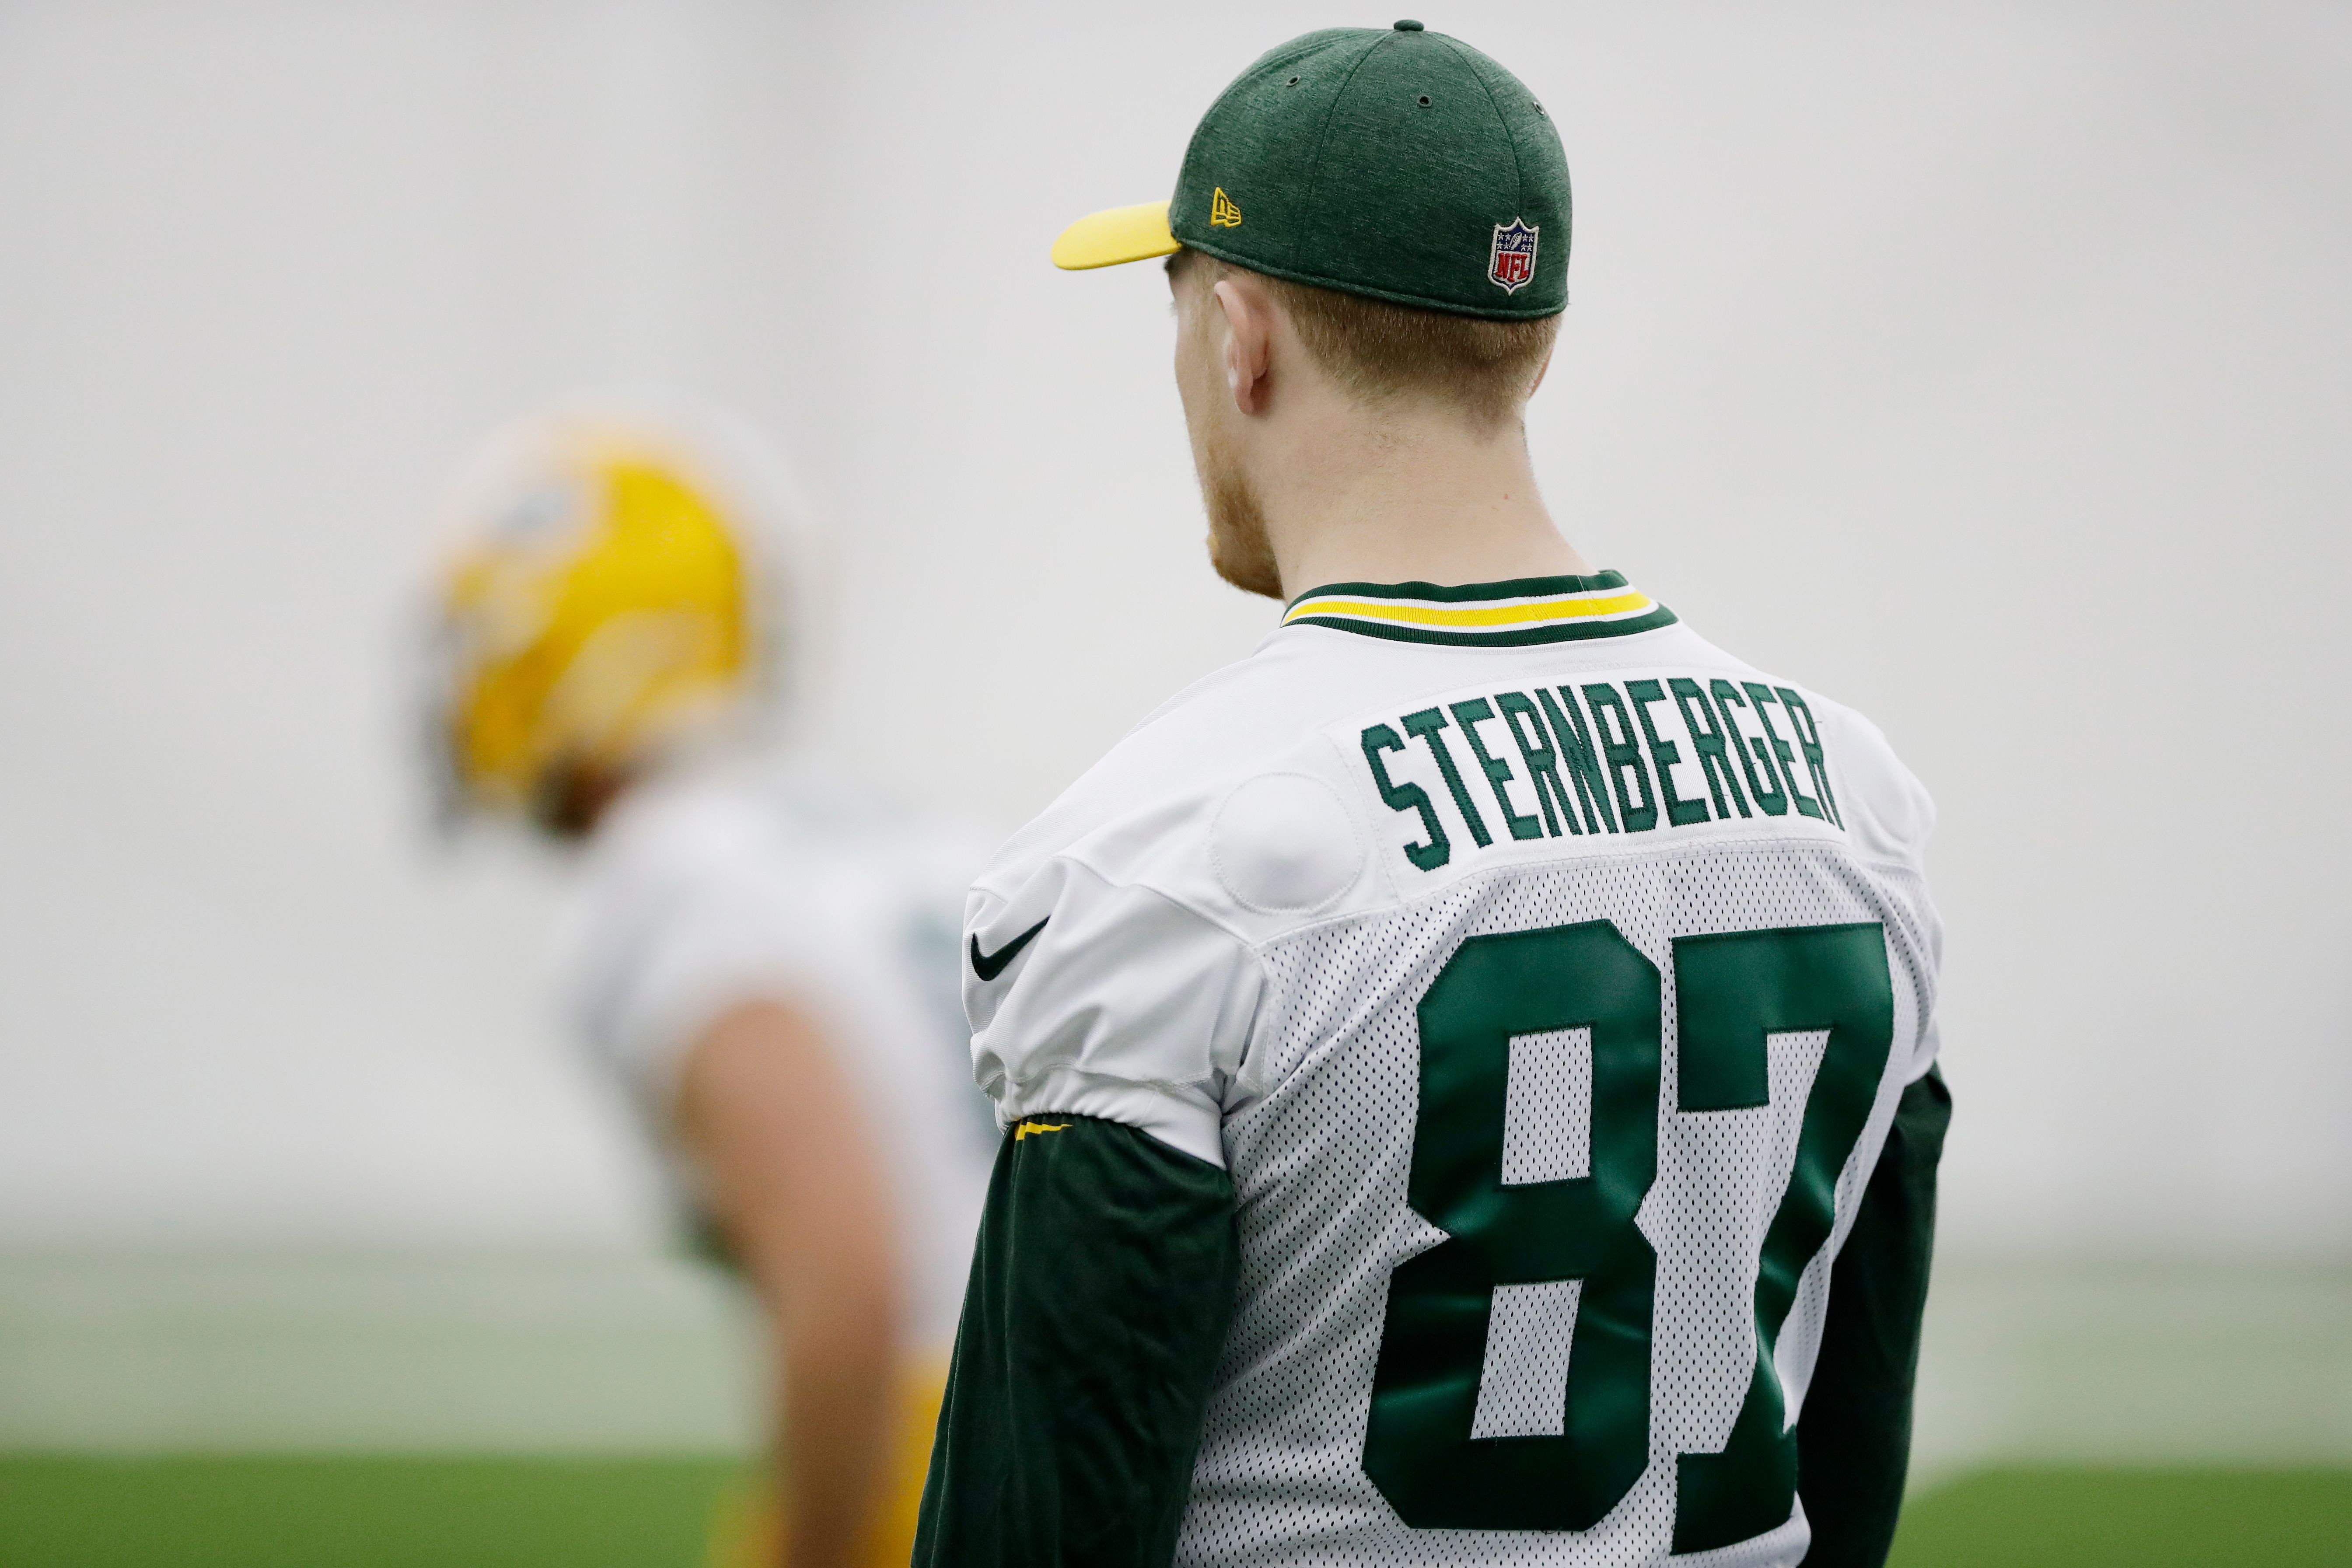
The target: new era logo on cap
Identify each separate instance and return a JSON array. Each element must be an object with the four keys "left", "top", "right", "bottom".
[
  {"left": 1489, "top": 218, "right": 1539, "bottom": 293},
  {"left": 1211, "top": 187, "right": 1243, "bottom": 227}
]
